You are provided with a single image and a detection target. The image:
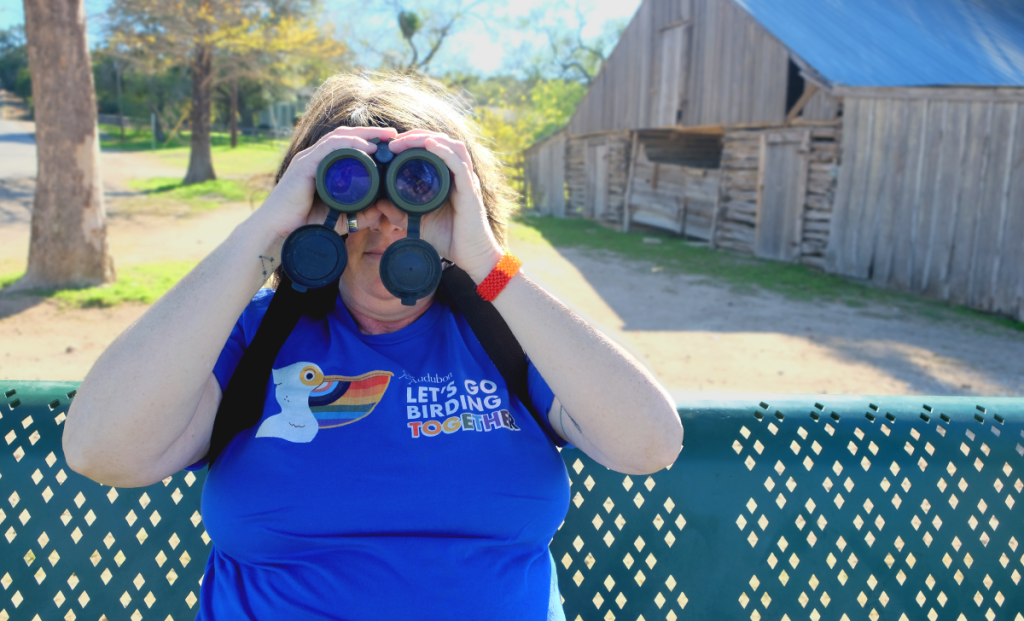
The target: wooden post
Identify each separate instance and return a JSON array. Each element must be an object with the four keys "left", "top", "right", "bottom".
[
  {"left": 708, "top": 169, "right": 724, "bottom": 249},
  {"left": 622, "top": 132, "right": 640, "bottom": 233},
  {"left": 786, "top": 83, "right": 820, "bottom": 125}
]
